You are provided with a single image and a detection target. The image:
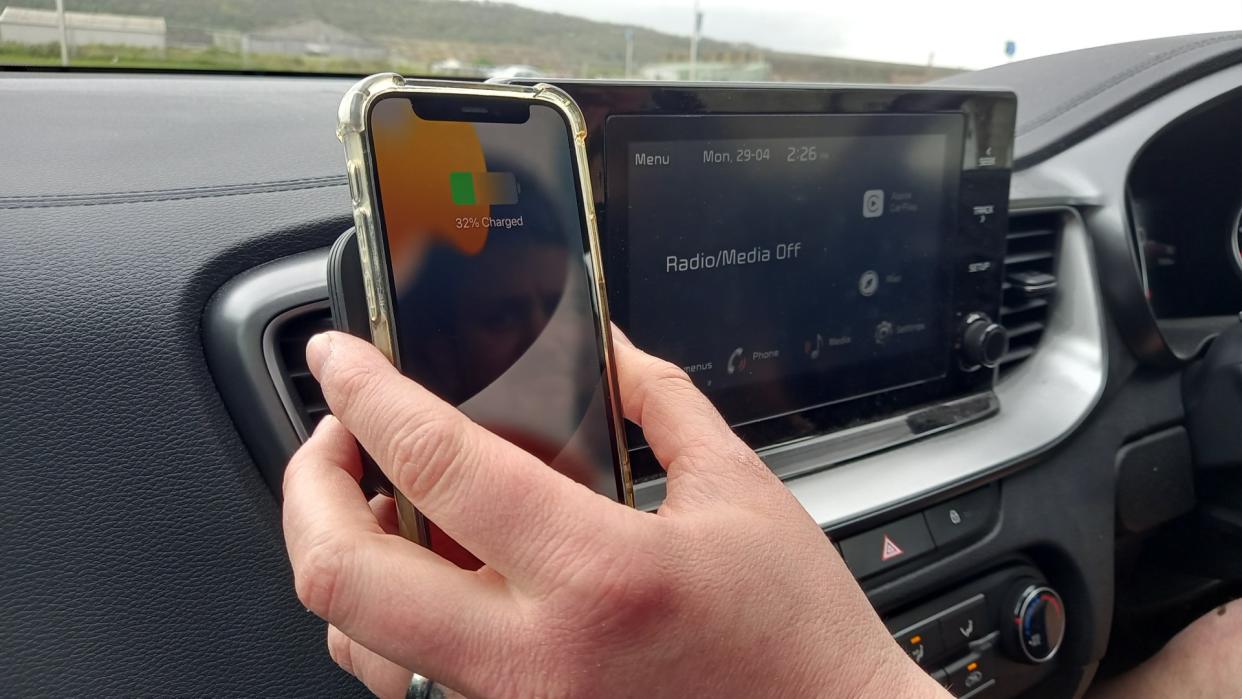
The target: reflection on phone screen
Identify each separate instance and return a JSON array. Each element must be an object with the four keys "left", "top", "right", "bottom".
[{"left": 369, "top": 95, "right": 623, "bottom": 568}]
